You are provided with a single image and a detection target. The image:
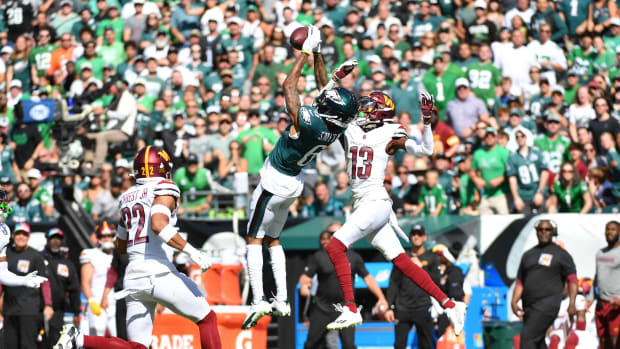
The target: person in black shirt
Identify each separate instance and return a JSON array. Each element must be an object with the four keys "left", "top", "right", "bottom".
[
  {"left": 41, "top": 228, "right": 81, "bottom": 348},
  {"left": 590, "top": 97, "right": 620, "bottom": 155},
  {"left": 385, "top": 224, "right": 440, "bottom": 349},
  {"left": 432, "top": 243, "right": 466, "bottom": 338},
  {"left": 299, "top": 223, "right": 387, "bottom": 349},
  {"left": 511, "top": 219, "right": 578, "bottom": 349},
  {"left": 2, "top": 223, "right": 52, "bottom": 349},
  {"left": 1, "top": 0, "right": 35, "bottom": 42},
  {"left": 10, "top": 110, "right": 43, "bottom": 182}
]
